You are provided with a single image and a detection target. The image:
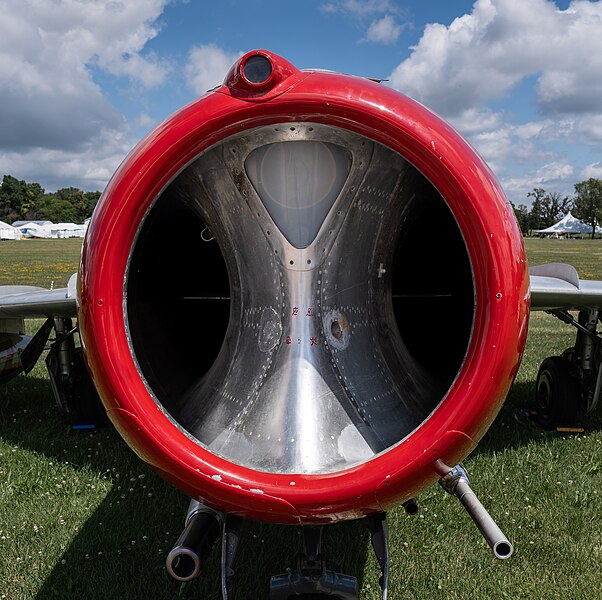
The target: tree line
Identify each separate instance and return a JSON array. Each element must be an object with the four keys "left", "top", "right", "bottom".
[
  {"left": 2, "top": 172, "right": 602, "bottom": 236},
  {"left": 512, "top": 178, "right": 602, "bottom": 238},
  {"left": 0, "top": 174, "right": 101, "bottom": 224}
]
